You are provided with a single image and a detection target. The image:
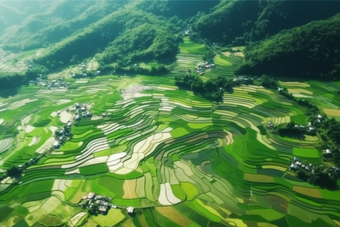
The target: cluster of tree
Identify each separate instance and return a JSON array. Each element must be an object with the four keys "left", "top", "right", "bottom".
[
  {"left": 258, "top": 74, "right": 278, "bottom": 89},
  {"left": 175, "top": 74, "right": 251, "bottom": 102},
  {"left": 195, "top": 0, "right": 340, "bottom": 46},
  {"left": 296, "top": 165, "right": 339, "bottom": 189},
  {"left": 98, "top": 64, "right": 170, "bottom": 76},
  {"left": 321, "top": 118, "right": 340, "bottom": 146},
  {"left": 0, "top": 64, "right": 49, "bottom": 97},
  {"left": 0, "top": 154, "right": 41, "bottom": 181},
  {"left": 235, "top": 13, "right": 340, "bottom": 80},
  {"left": 0, "top": 72, "right": 26, "bottom": 90},
  {"left": 274, "top": 121, "right": 313, "bottom": 140}
]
